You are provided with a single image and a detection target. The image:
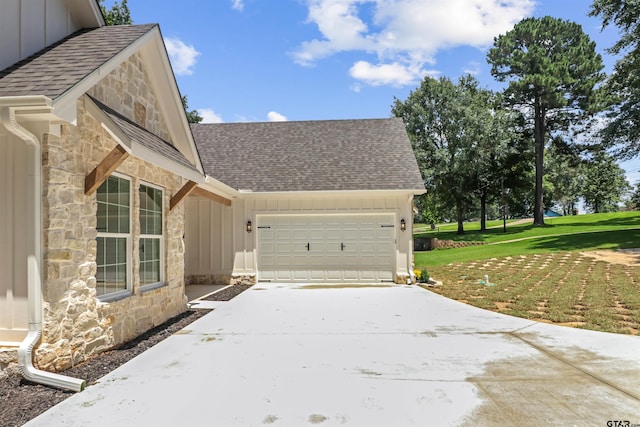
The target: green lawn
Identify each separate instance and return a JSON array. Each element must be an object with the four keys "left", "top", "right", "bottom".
[
  {"left": 415, "top": 211, "right": 640, "bottom": 266},
  {"left": 415, "top": 211, "right": 640, "bottom": 243},
  {"left": 415, "top": 211, "right": 640, "bottom": 335}
]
